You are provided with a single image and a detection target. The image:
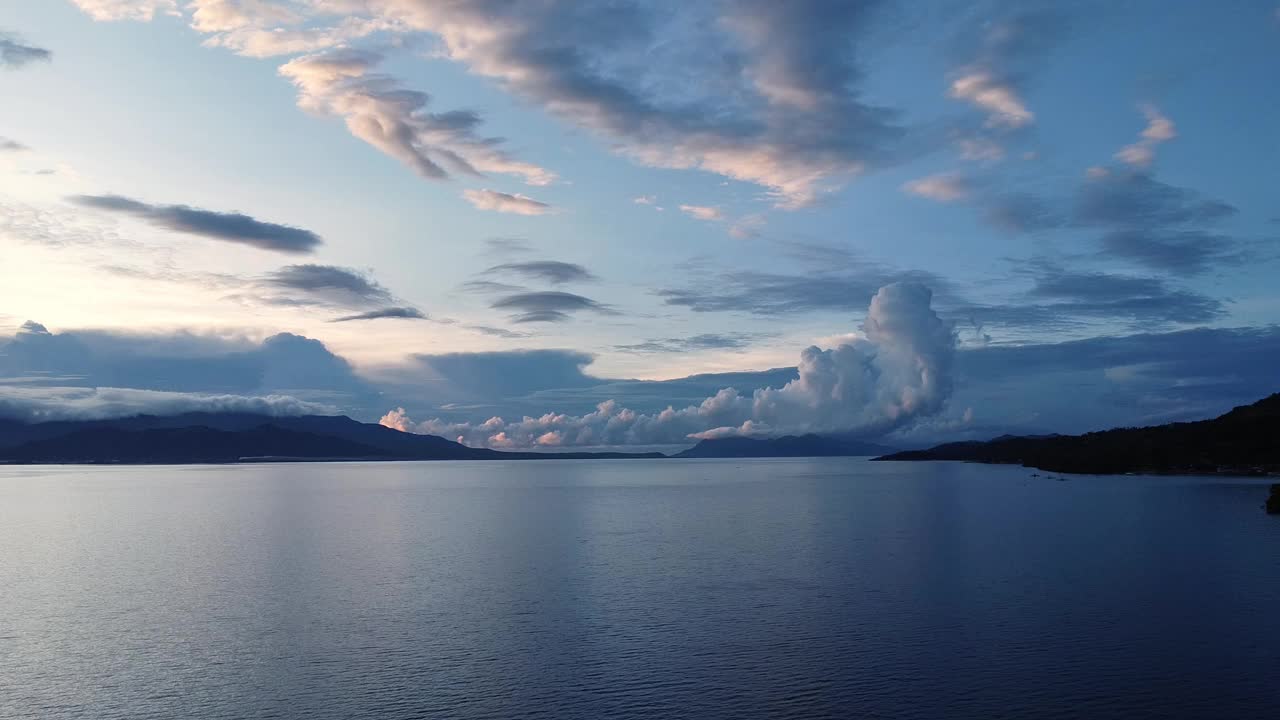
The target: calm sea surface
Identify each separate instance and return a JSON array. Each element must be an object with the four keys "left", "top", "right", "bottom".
[{"left": 2, "top": 458, "right": 1277, "bottom": 719}]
